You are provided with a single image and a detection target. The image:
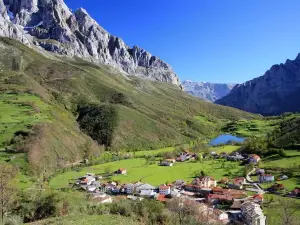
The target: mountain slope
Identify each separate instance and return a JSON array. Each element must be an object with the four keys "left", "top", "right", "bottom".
[
  {"left": 0, "top": 37, "right": 257, "bottom": 175},
  {"left": 216, "top": 54, "right": 300, "bottom": 115},
  {"left": 182, "top": 80, "right": 235, "bottom": 102},
  {"left": 0, "top": 0, "right": 179, "bottom": 84}
]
